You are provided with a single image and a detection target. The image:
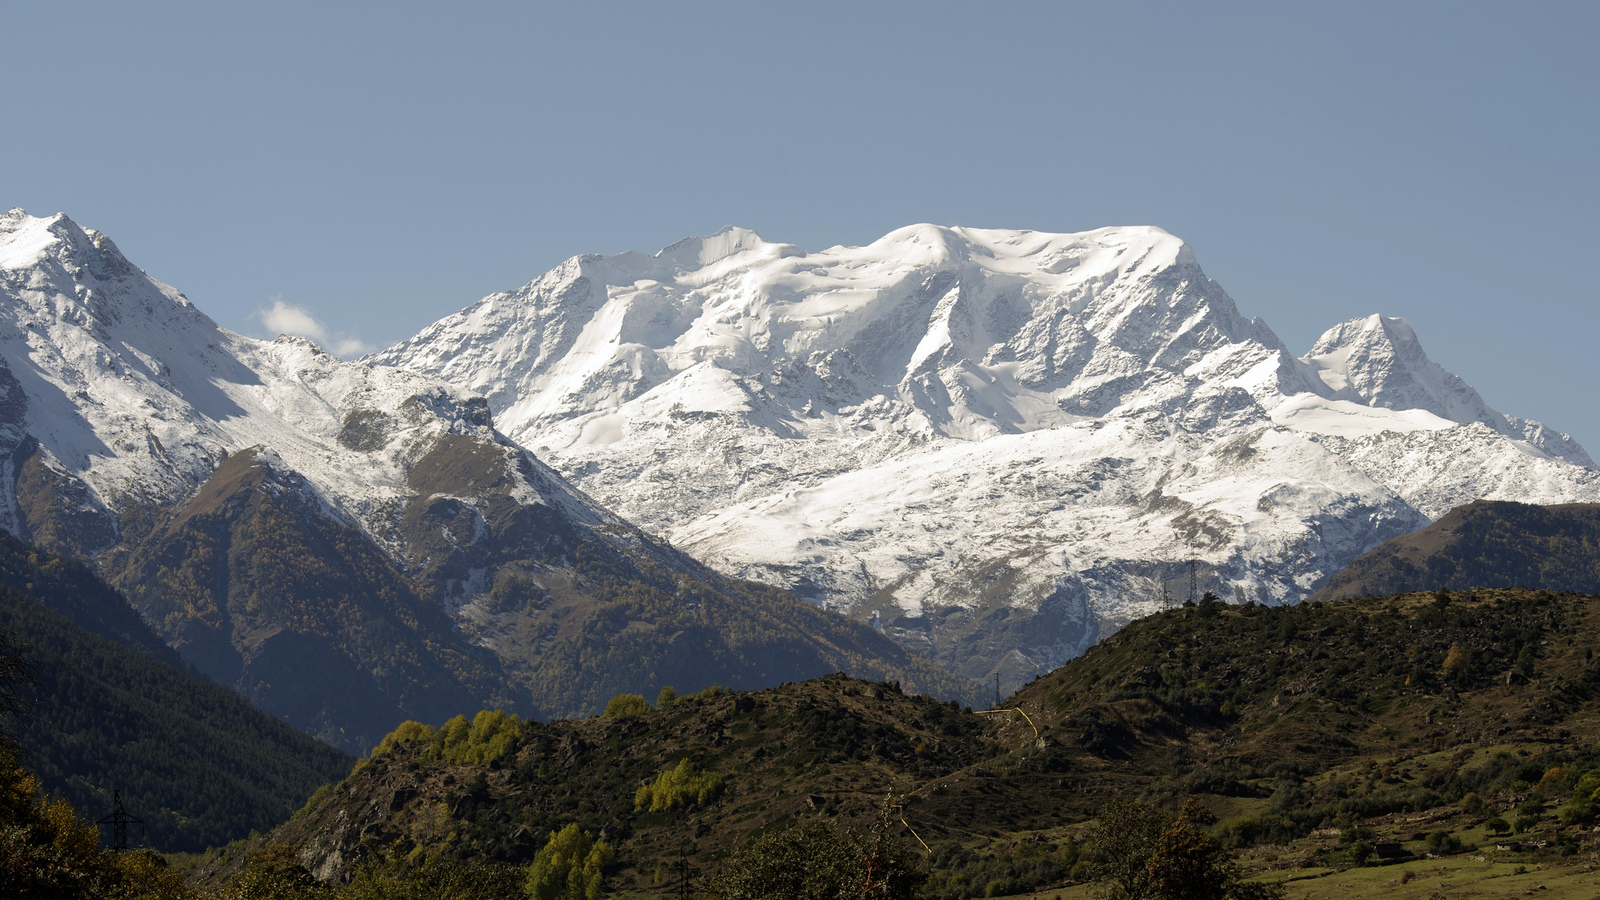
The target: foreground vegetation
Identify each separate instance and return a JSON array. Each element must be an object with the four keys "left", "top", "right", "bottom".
[{"left": 11, "top": 586, "right": 1600, "bottom": 898}]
